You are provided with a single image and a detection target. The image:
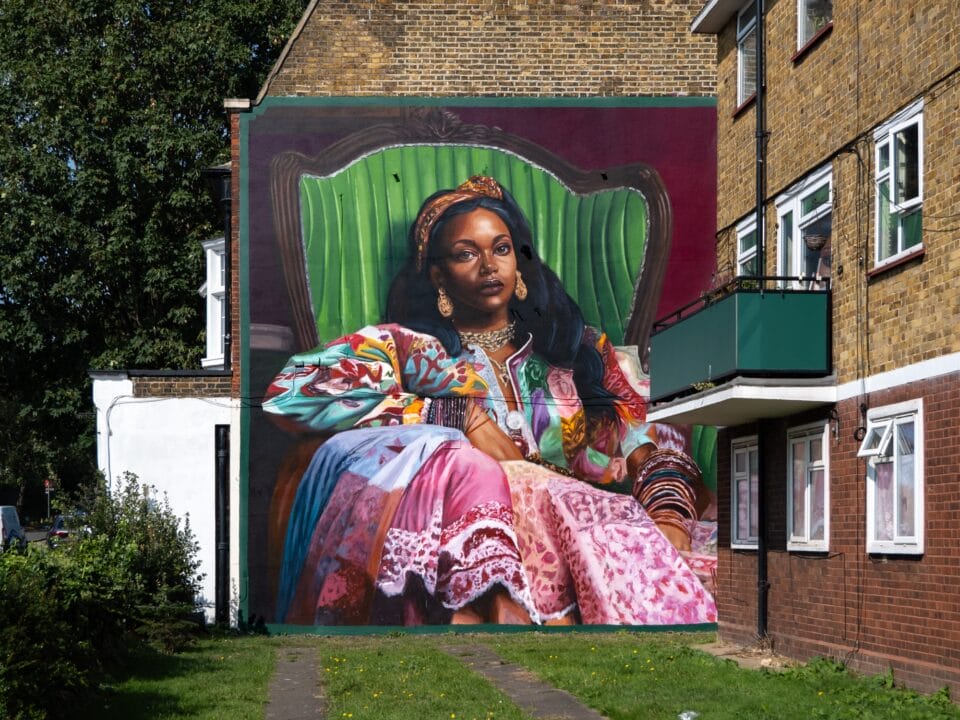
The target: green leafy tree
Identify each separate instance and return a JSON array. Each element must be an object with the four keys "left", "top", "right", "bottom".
[{"left": 0, "top": 0, "right": 307, "bottom": 505}]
